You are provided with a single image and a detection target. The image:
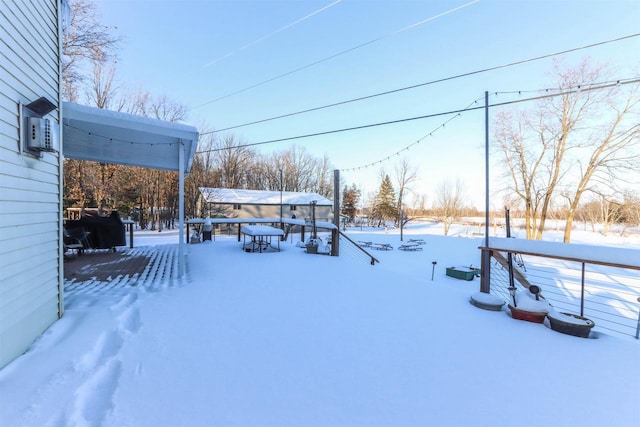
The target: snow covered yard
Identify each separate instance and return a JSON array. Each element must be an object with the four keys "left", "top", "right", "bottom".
[{"left": 0, "top": 225, "right": 638, "bottom": 427}]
